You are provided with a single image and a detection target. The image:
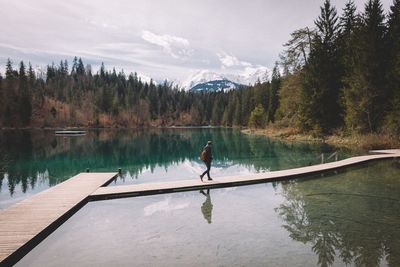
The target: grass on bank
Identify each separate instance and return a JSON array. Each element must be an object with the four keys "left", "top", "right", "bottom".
[{"left": 242, "top": 126, "right": 400, "bottom": 151}]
